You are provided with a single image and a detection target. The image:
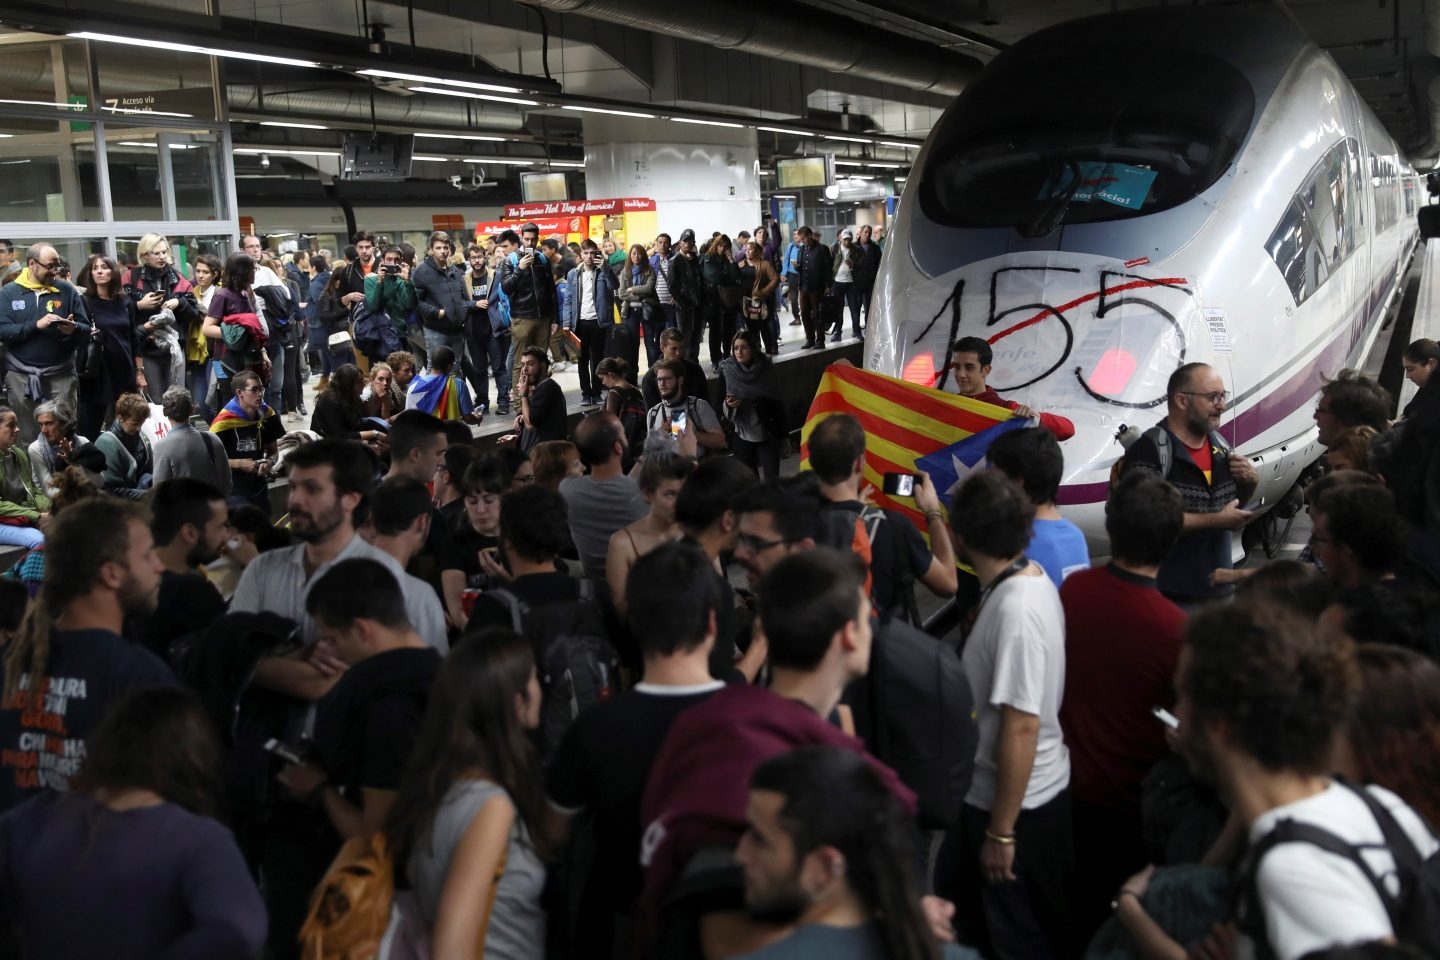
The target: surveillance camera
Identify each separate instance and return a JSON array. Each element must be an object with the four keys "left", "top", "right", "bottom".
[{"left": 260, "top": 153, "right": 270, "bottom": 170}]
